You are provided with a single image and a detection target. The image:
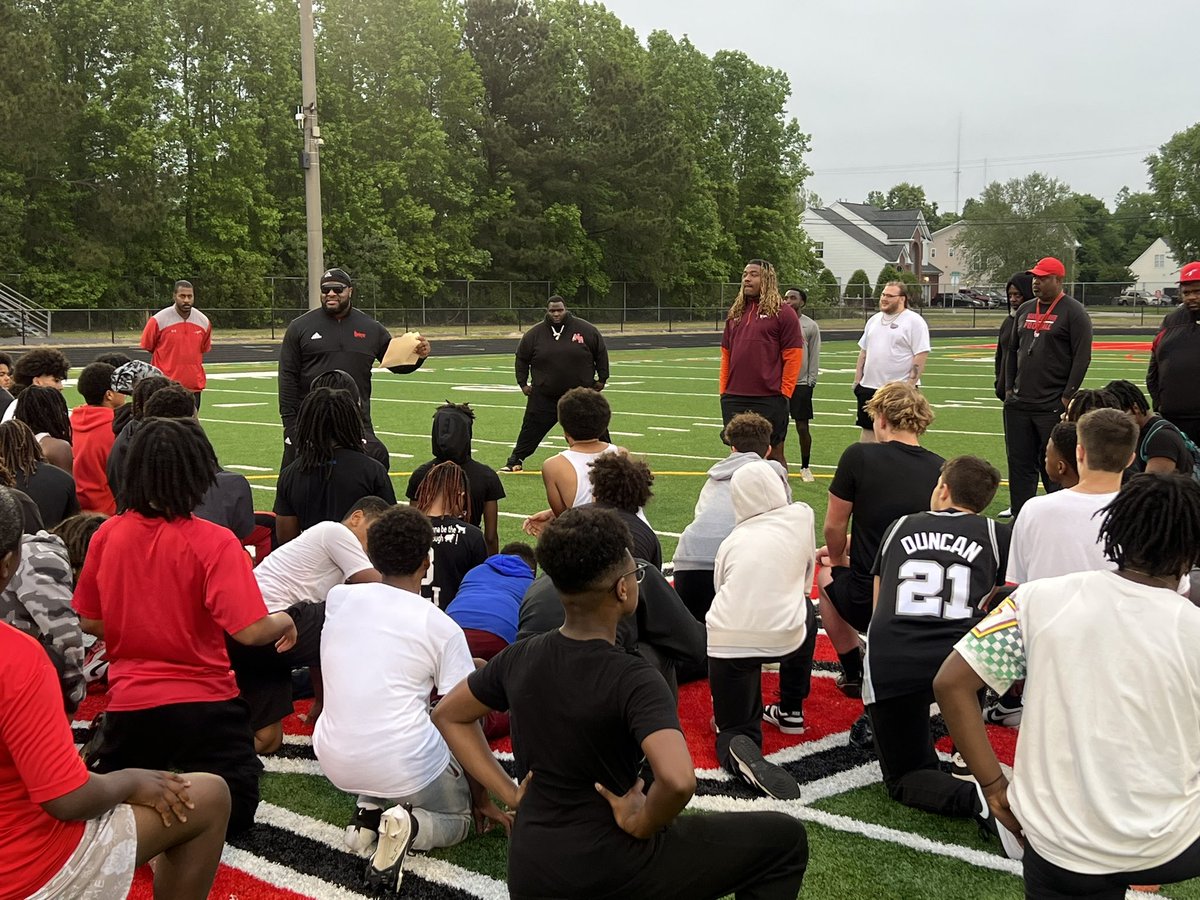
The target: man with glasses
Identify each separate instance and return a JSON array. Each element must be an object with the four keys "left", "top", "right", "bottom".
[
  {"left": 1001, "top": 257, "right": 1092, "bottom": 518},
  {"left": 277, "top": 267, "right": 431, "bottom": 467},
  {"left": 1148, "top": 261, "right": 1200, "bottom": 445},
  {"left": 853, "top": 281, "right": 931, "bottom": 442}
]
